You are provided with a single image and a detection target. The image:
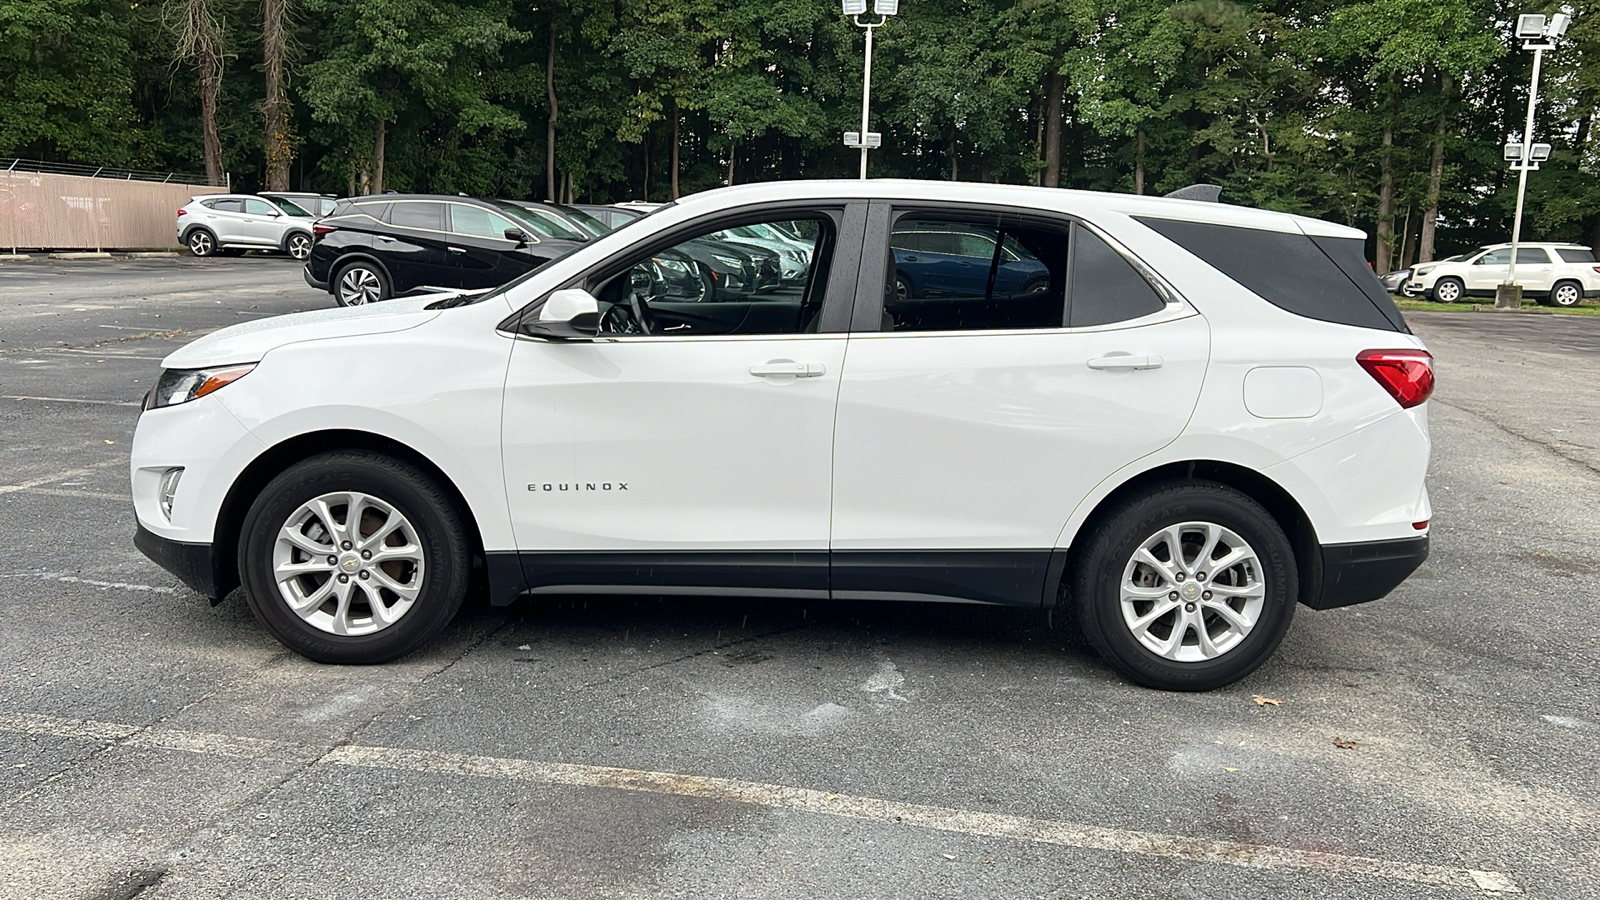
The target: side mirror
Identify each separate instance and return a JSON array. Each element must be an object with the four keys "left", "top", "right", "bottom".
[
  {"left": 525, "top": 288, "right": 600, "bottom": 340},
  {"left": 505, "top": 227, "right": 530, "bottom": 245}
]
